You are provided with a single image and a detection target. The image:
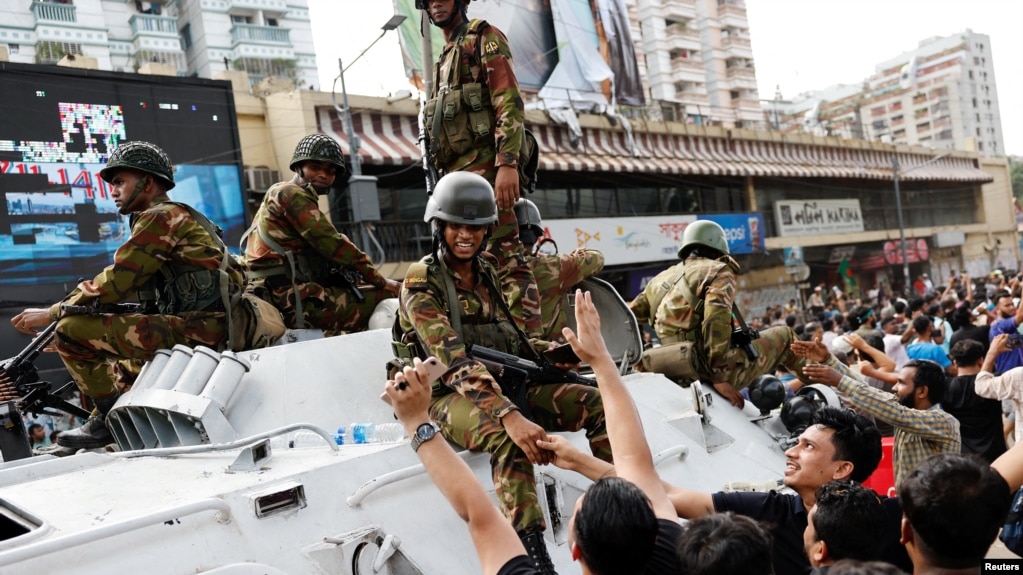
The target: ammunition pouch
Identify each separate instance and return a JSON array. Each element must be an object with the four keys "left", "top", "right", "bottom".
[
  {"left": 140, "top": 268, "right": 223, "bottom": 315},
  {"left": 229, "top": 290, "right": 287, "bottom": 352},
  {"left": 425, "top": 83, "right": 495, "bottom": 167},
  {"left": 642, "top": 332, "right": 707, "bottom": 385}
]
